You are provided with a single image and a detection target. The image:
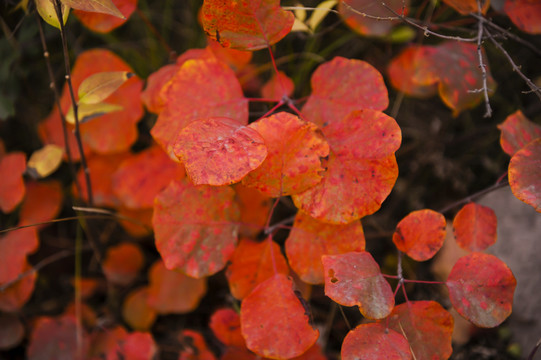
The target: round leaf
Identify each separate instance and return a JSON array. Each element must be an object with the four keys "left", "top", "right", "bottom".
[
  {"left": 341, "top": 323, "right": 412, "bottom": 360},
  {"left": 452, "top": 203, "right": 497, "bottom": 252},
  {"left": 498, "top": 110, "right": 541, "bottom": 156},
  {"left": 209, "top": 308, "right": 245, "bottom": 347},
  {"left": 0, "top": 152, "right": 26, "bottom": 213},
  {"left": 508, "top": 138, "right": 541, "bottom": 212}
]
